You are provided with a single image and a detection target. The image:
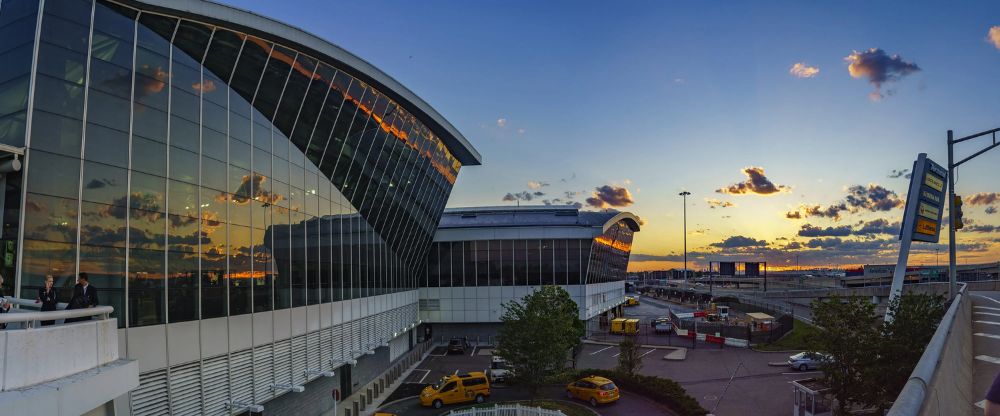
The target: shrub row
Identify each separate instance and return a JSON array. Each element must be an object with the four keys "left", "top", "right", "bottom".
[{"left": 565, "top": 369, "right": 708, "bottom": 416}]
